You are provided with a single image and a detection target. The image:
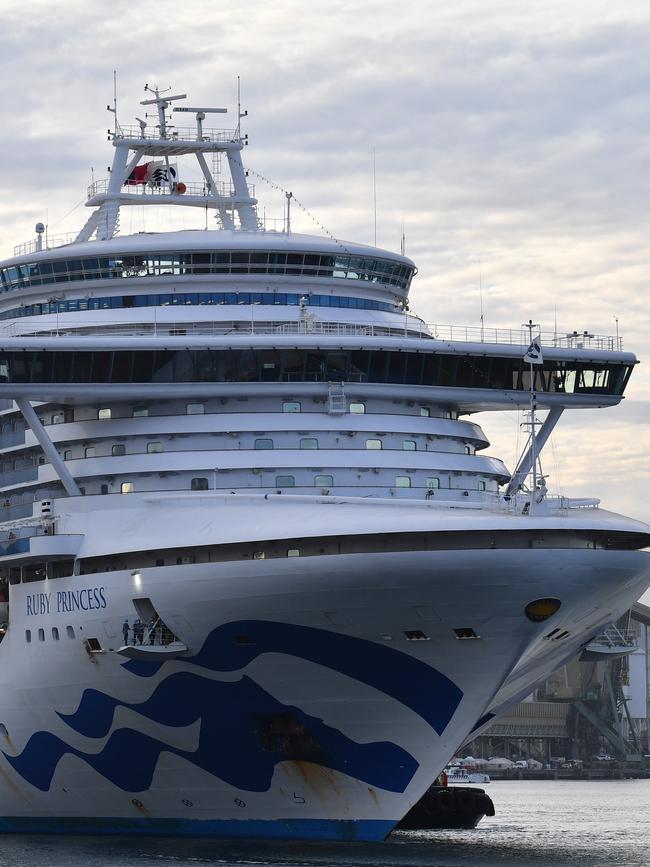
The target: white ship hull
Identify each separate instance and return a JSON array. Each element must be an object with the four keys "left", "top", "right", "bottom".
[{"left": 0, "top": 497, "right": 646, "bottom": 840}]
